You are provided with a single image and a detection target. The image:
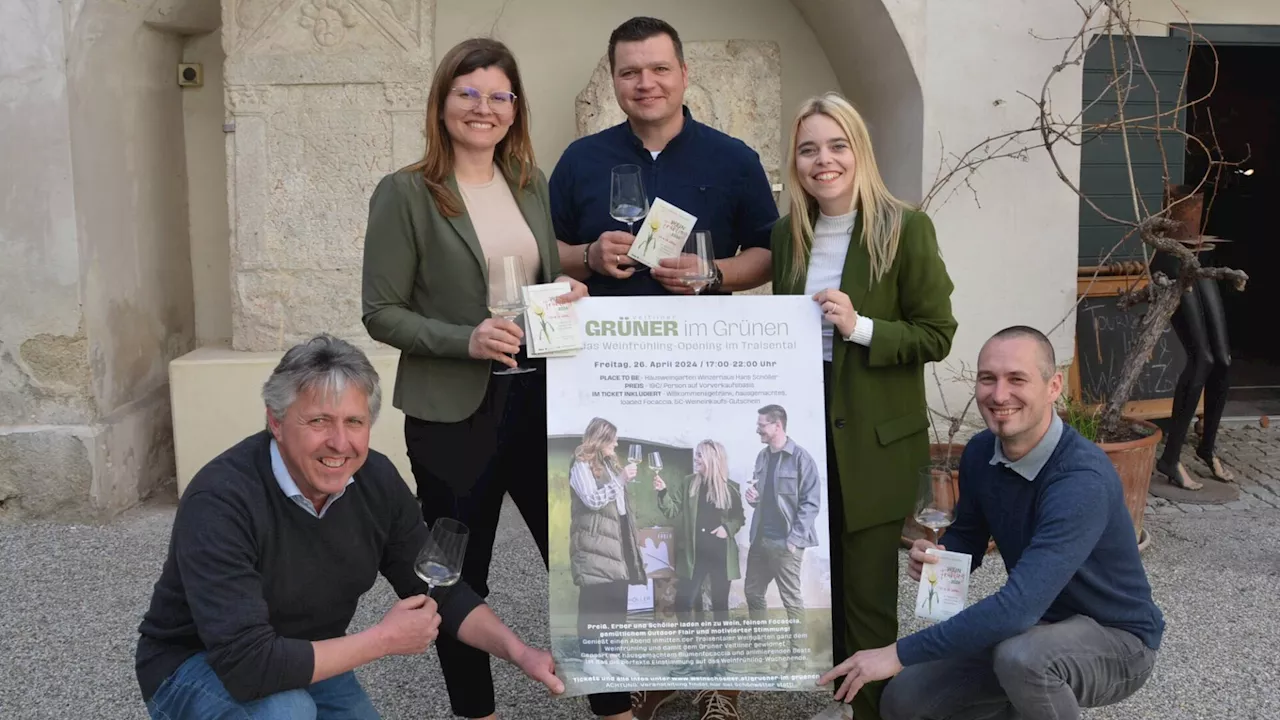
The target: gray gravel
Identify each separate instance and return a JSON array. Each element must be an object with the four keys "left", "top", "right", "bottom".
[{"left": 1, "top": 487, "right": 1275, "bottom": 719}]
